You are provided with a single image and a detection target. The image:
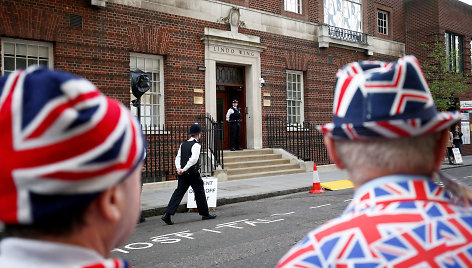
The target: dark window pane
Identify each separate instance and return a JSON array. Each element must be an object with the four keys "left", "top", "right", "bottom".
[
  {"left": 16, "top": 57, "right": 26, "bottom": 69},
  {"left": 39, "top": 60, "right": 48, "bottom": 66},
  {"left": 27, "top": 59, "right": 37, "bottom": 67},
  {"left": 4, "top": 57, "right": 15, "bottom": 71}
]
